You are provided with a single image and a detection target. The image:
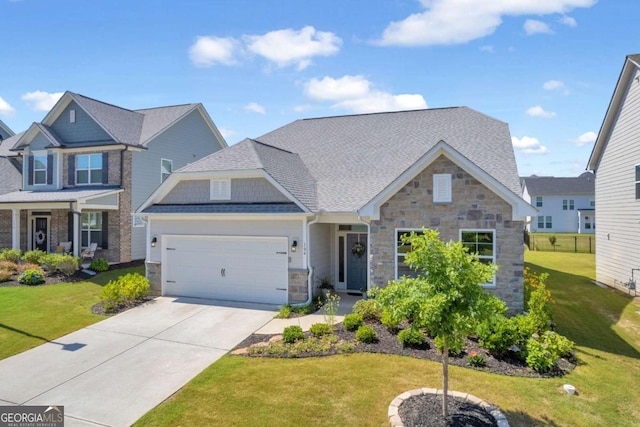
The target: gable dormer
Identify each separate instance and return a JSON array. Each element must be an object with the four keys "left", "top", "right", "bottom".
[{"left": 48, "top": 100, "right": 115, "bottom": 146}]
